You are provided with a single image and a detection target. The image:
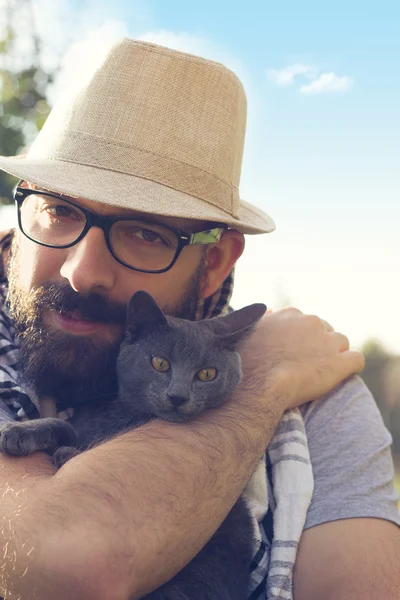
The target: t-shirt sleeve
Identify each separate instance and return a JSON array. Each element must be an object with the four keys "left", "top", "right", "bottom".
[{"left": 300, "top": 375, "right": 400, "bottom": 529}]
